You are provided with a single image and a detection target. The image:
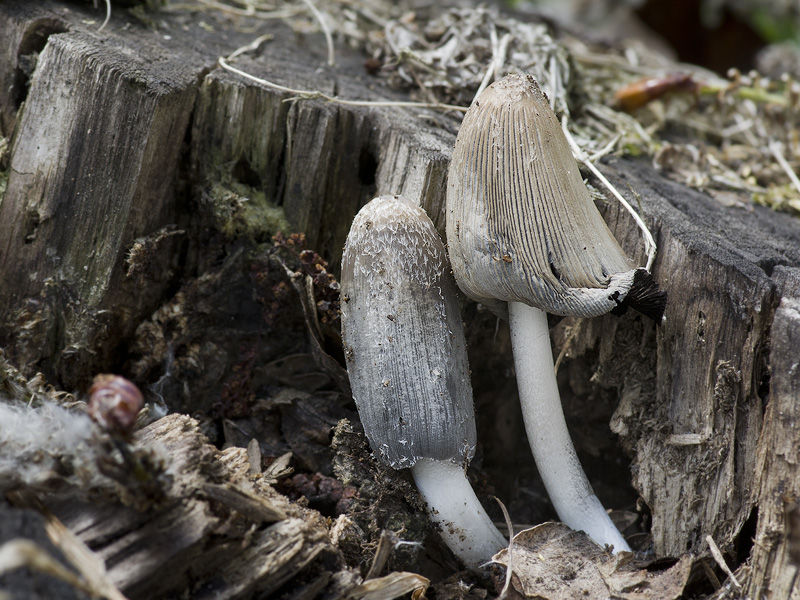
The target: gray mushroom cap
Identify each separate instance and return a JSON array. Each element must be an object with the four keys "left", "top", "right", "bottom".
[
  {"left": 446, "top": 74, "right": 645, "bottom": 318},
  {"left": 341, "top": 195, "right": 477, "bottom": 469}
]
